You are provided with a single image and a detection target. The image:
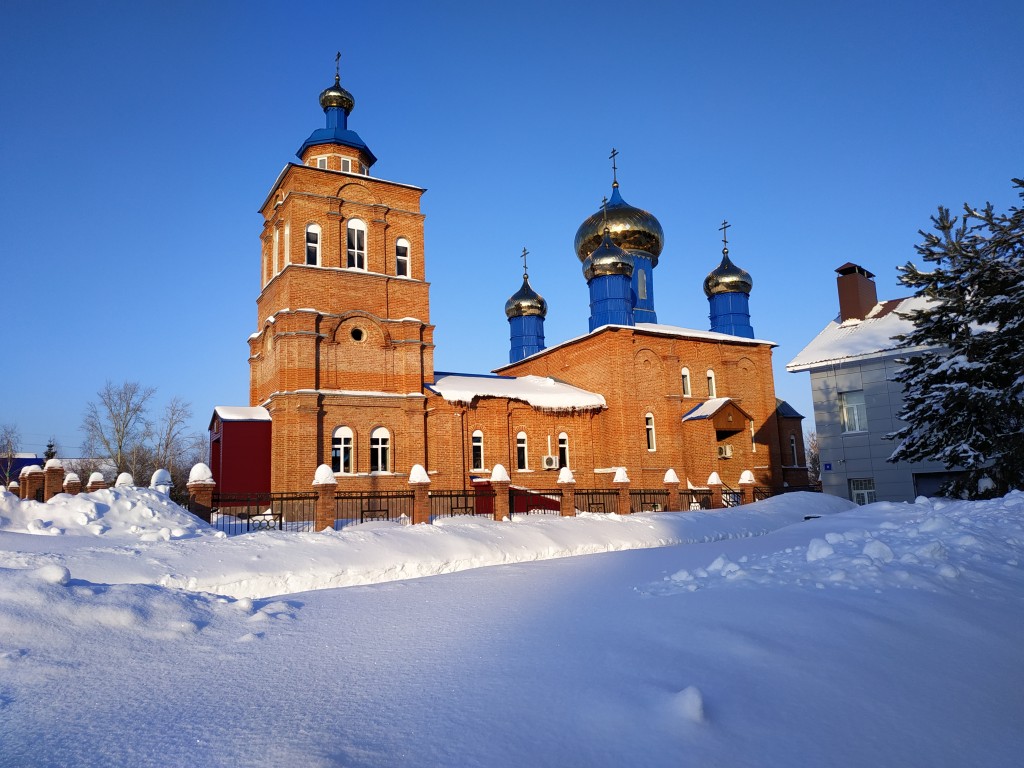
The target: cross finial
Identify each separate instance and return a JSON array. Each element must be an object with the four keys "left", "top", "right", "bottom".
[
  {"left": 609, "top": 148, "right": 619, "bottom": 186},
  {"left": 521, "top": 247, "right": 529, "bottom": 278},
  {"left": 335, "top": 51, "right": 341, "bottom": 80},
  {"left": 719, "top": 220, "right": 731, "bottom": 256},
  {"left": 601, "top": 195, "right": 609, "bottom": 229}
]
